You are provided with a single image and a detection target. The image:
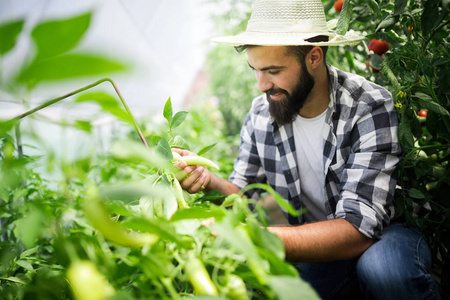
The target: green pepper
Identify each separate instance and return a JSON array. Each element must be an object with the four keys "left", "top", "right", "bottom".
[
  {"left": 224, "top": 274, "right": 248, "bottom": 300},
  {"left": 172, "top": 151, "right": 220, "bottom": 170},
  {"left": 67, "top": 260, "right": 115, "bottom": 300},
  {"left": 184, "top": 257, "right": 218, "bottom": 296},
  {"left": 85, "top": 186, "right": 158, "bottom": 247},
  {"left": 171, "top": 176, "right": 189, "bottom": 209}
]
